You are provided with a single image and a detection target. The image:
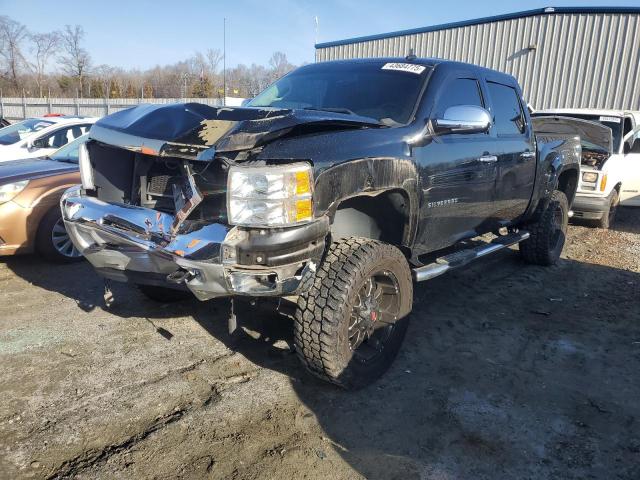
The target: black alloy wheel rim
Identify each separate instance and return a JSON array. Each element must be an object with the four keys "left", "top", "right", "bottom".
[{"left": 348, "top": 270, "right": 401, "bottom": 362}]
